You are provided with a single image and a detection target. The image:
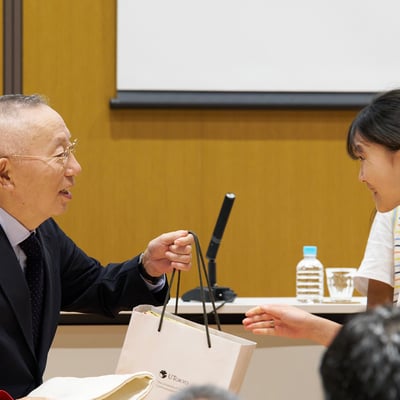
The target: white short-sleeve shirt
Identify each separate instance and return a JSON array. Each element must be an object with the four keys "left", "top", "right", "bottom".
[{"left": 354, "top": 209, "right": 396, "bottom": 295}]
